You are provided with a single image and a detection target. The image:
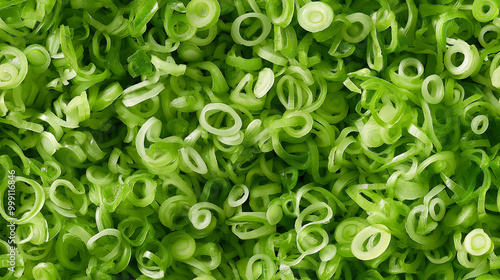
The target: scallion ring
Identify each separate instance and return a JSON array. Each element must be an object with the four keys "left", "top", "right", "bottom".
[
  {"left": 471, "top": 115, "right": 489, "bottom": 135},
  {"left": 342, "top": 13, "right": 373, "bottom": 43},
  {"left": 421, "top": 74, "right": 445, "bottom": 104},
  {"left": 186, "top": 0, "right": 220, "bottom": 30},
  {"left": 472, "top": 0, "right": 499, "bottom": 22},
  {"left": 463, "top": 229, "right": 493, "bottom": 256},
  {"left": 297, "top": 2, "right": 334, "bottom": 33},
  {"left": 231, "top": 13, "right": 272, "bottom": 47},
  {"left": 351, "top": 224, "right": 391, "bottom": 261}
]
